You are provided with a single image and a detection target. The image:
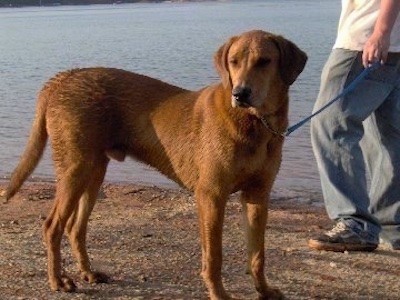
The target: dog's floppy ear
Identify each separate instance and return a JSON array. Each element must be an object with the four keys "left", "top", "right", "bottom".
[
  {"left": 214, "top": 36, "right": 238, "bottom": 89},
  {"left": 272, "top": 36, "right": 307, "bottom": 86}
]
